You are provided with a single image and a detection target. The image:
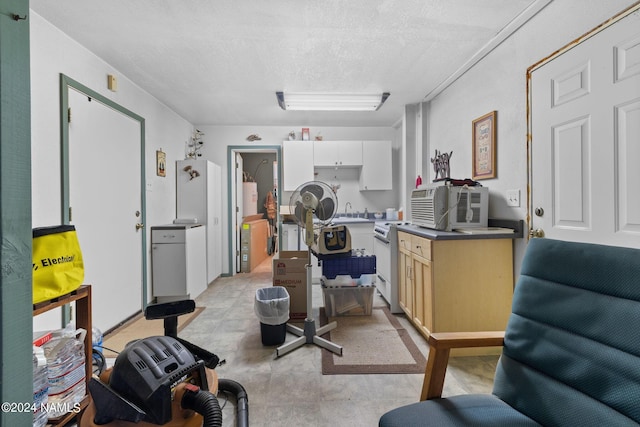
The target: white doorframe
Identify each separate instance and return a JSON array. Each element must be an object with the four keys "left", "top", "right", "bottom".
[
  {"left": 226, "top": 145, "right": 281, "bottom": 276},
  {"left": 235, "top": 152, "right": 244, "bottom": 272}
]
